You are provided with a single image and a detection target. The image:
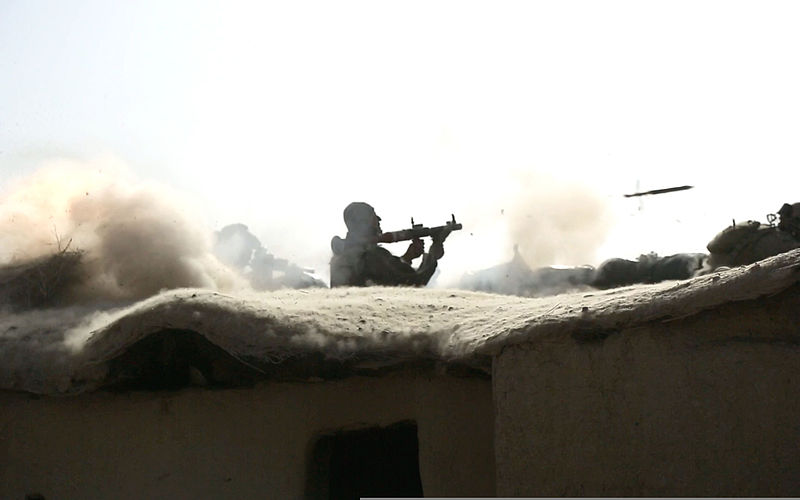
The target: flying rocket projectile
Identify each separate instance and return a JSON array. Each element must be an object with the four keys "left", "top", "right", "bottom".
[{"left": 624, "top": 185, "right": 694, "bottom": 198}]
